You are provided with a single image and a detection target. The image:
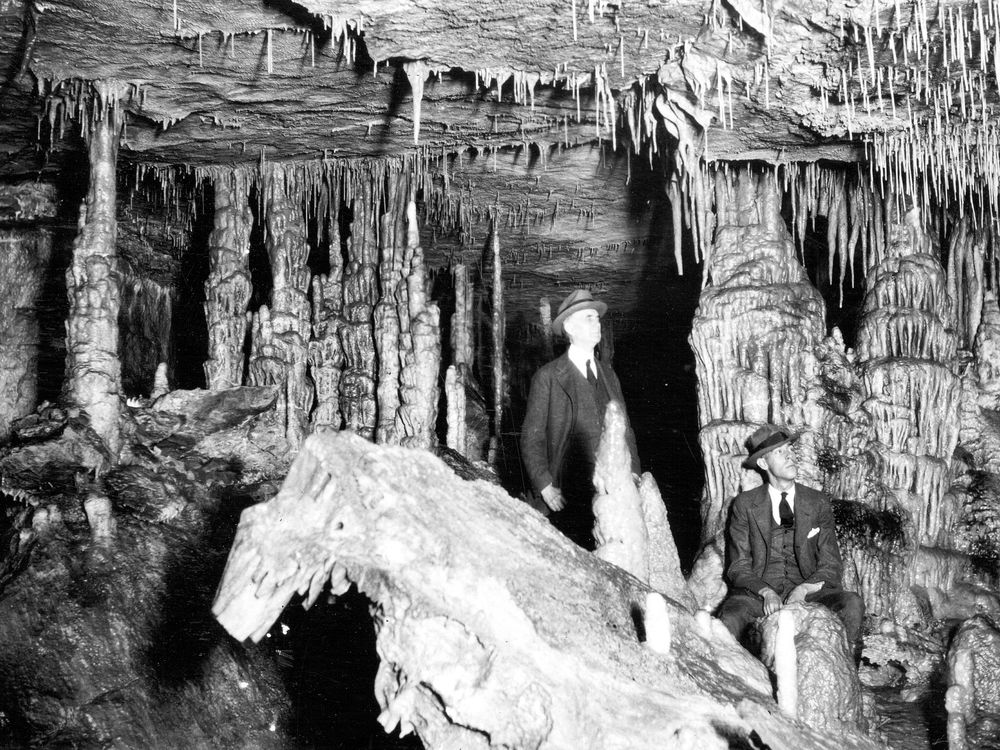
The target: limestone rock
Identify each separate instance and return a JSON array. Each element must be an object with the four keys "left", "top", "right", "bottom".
[
  {"left": 213, "top": 431, "right": 882, "bottom": 750},
  {"left": 759, "top": 602, "right": 868, "bottom": 736},
  {"left": 947, "top": 614, "right": 1000, "bottom": 750}
]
